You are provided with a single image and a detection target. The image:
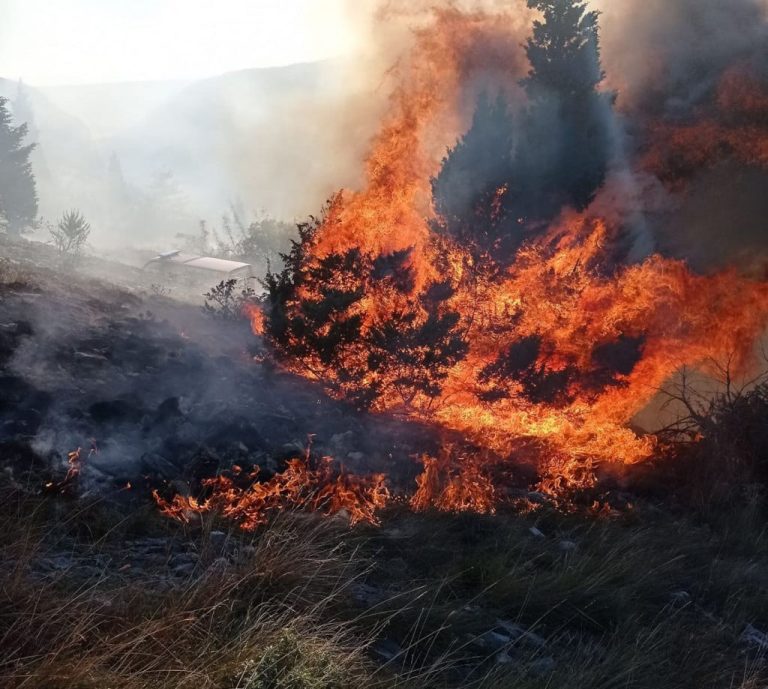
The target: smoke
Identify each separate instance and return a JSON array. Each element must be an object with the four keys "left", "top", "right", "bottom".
[
  {"left": 589, "top": 0, "right": 768, "bottom": 270},
  {"left": 7, "top": 0, "right": 768, "bottom": 271},
  {"left": 597, "top": 0, "right": 768, "bottom": 113}
]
